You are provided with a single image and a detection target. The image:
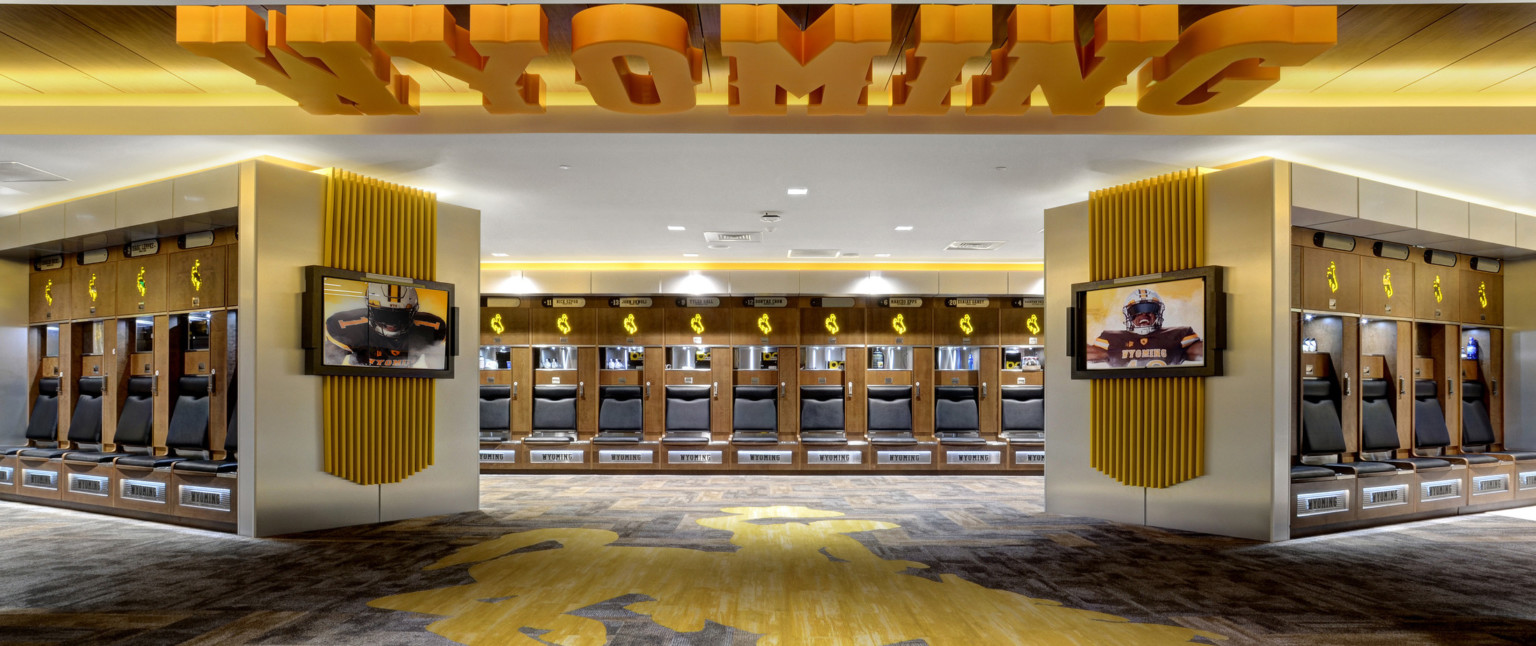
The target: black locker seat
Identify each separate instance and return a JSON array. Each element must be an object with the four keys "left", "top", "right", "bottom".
[
  {"left": 1, "top": 378, "right": 62, "bottom": 456},
  {"left": 1460, "top": 381, "right": 1536, "bottom": 463},
  {"left": 731, "top": 385, "right": 779, "bottom": 445},
  {"left": 1414, "top": 379, "right": 1497, "bottom": 465},
  {"left": 662, "top": 385, "right": 711, "bottom": 445},
  {"left": 866, "top": 385, "right": 916, "bottom": 446},
  {"left": 1358, "top": 378, "right": 1450, "bottom": 472},
  {"left": 1292, "top": 379, "right": 1395, "bottom": 482},
  {"left": 594, "top": 385, "right": 644, "bottom": 444},
  {"left": 1000, "top": 385, "right": 1045, "bottom": 444},
  {"left": 933, "top": 386, "right": 984, "bottom": 446},
  {"left": 116, "top": 376, "right": 212, "bottom": 470},
  {"left": 479, "top": 385, "right": 512, "bottom": 442},
  {"left": 20, "top": 377, "right": 106, "bottom": 459},
  {"left": 175, "top": 374, "right": 238, "bottom": 474},
  {"left": 66, "top": 376, "right": 156, "bottom": 464},
  {"left": 799, "top": 385, "right": 846, "bottom": 445},
  {"left": 524, "top": 384, "right": 578, "bottom": 445}
]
